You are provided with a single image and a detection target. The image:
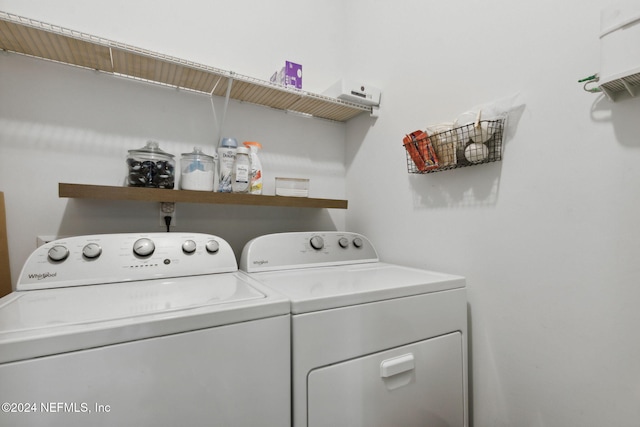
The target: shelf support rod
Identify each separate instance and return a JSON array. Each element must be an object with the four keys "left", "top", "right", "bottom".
[{"left": 214, "top": 75, "right": 234, "bottom": 145}]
